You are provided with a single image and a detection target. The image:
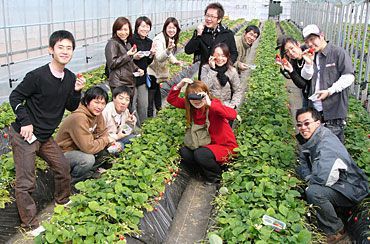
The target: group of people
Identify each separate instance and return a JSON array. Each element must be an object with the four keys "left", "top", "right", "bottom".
[
  {"left": 6, "top": 1, "right": 368, "bottom": 242},
  {"left": 7, "top": 2, "right": 261, "bottom": 234},
  {"left": 278, "top": 24, "right": 369, "bottom": 243}
]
